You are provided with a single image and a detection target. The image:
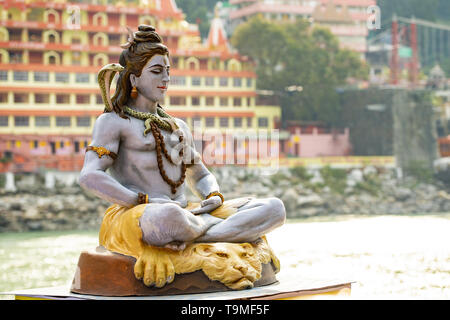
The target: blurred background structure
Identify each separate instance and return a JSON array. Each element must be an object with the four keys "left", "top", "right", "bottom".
[{"left": 0, "top": 0, "right": 448, "bottom": 180}]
